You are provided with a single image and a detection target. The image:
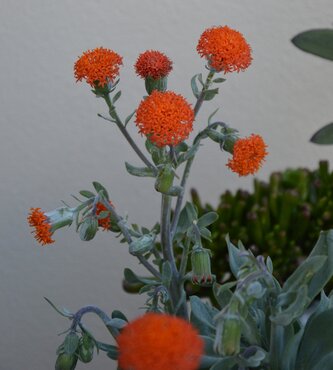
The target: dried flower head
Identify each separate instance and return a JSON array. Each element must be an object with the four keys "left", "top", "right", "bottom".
[
  {"left": 27, "top": 208, "right": 55, "bottom": 245},
  {"left": 96, "top": 201, "right": 114, "bottom": 231},
  {"left": 227, "top": 134, "right": 268, "bottom": 176},
  {"left": 197, "top": 26, "right": 252, "bottom": 73},
  {"left": 117, "top": 313, "right": 204, "bottom": 370},
  {"left": 135, "top": 50, "right": 173, "bottom": 80},
  {"left": 135, "top": 90, "right": 194, "bottom": 147},
  {"left": 74, "top": 47, "right": 123, "bottom": 87}
]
